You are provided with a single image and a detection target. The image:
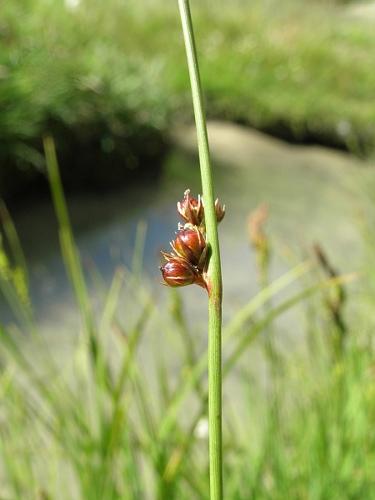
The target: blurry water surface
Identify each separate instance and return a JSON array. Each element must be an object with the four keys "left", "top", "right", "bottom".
[{"left": 7, "top": 123, "right": 371, "bottom": 347}]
